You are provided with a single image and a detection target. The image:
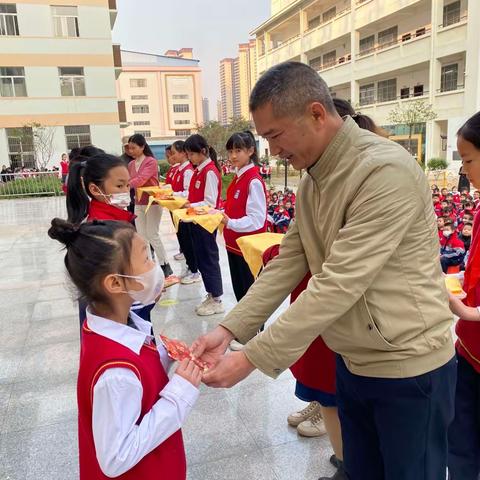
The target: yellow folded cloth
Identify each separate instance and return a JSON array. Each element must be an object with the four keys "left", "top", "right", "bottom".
[
  {"left": 445, "top": 275, "right": 465, "bottom": 297},
  {"left": 237, "top": 232, "right": 285, "bottom": 278},
  {"left": 136, "top": 185, "right": 172, "bottom": 202},
  {"left": 172, "top": 206, "right": 224, "bottom": 234},
  {"left": 145, "top": 195, "right": 188, "bottom": 213}
]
